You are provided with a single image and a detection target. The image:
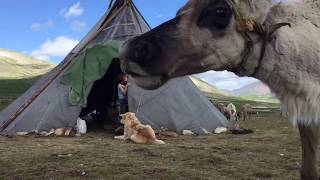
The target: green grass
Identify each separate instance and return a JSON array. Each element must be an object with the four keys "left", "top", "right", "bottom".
[
  {"left": 0, "top": 112, "right": 303, "bottom": 179},
  {"left": 205, "top": 92, "right": 280, "bottom": 112},
  {"left": 0, "top": 49, "right": 53, "bottom": 109},
  {"left": 238, "top": 95, "right": 280, "bottom": 103},
  {"left": 0, "top": 77, "right": 39, "bottom": 110}
]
